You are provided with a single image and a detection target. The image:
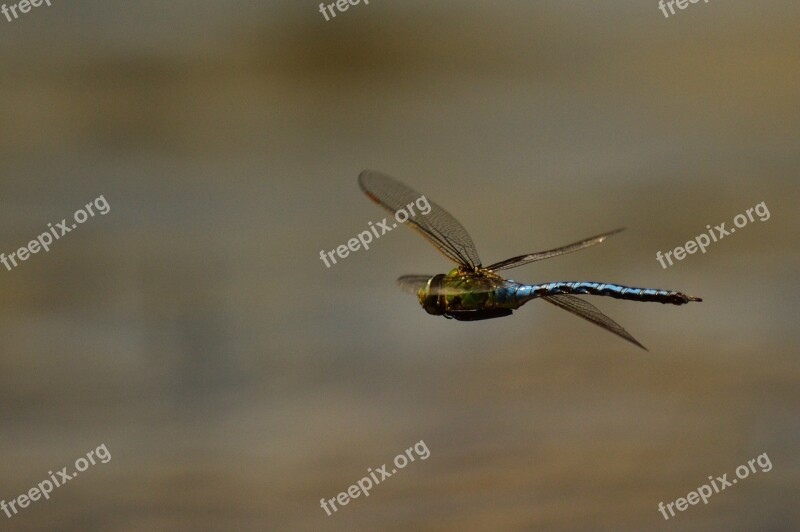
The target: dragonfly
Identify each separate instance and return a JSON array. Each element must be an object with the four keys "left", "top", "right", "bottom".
[{"left": 359, "top": 170, "right": 702, "bottom": 350}]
